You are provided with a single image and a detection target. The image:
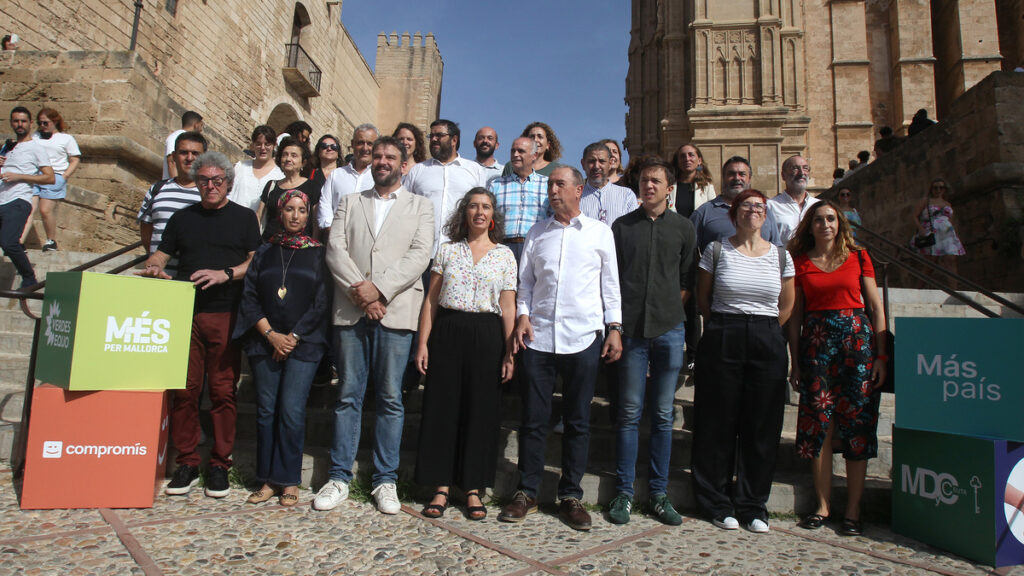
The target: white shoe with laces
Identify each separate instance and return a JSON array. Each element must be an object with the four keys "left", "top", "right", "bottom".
[
  {"left": 371, "top": 483, "right": 401, "bottom": 515},
  {"left": 712, "top": 515, "right": 739, "bottom": 530},
  {"left": 313, "top": 479, "right": 349, "bottom": 511},
  {"left": 746, "top": 518, "right": 770, "bottom": 533}
]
